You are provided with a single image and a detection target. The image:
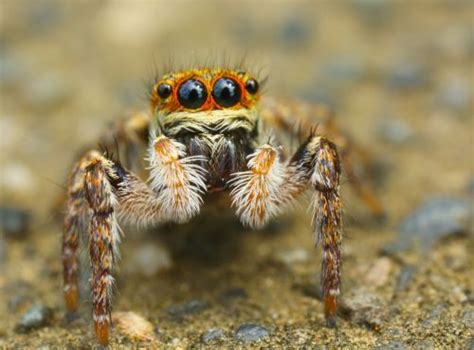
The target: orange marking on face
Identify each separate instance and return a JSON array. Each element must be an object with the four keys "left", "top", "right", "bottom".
[{"left": 150, "top": 68, "right": 260, "bottom": 114}]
